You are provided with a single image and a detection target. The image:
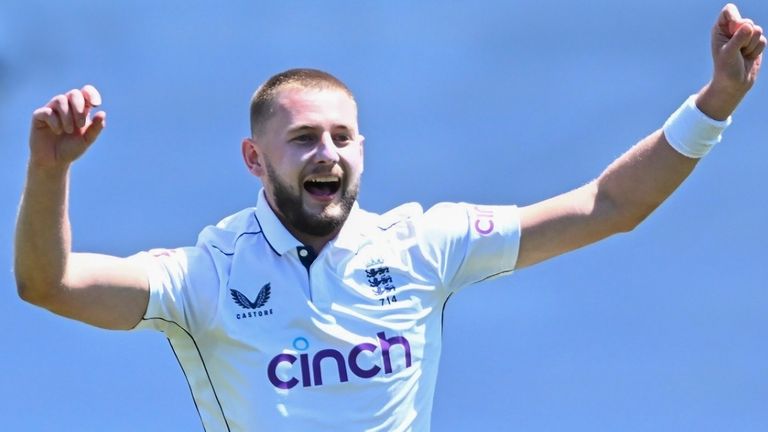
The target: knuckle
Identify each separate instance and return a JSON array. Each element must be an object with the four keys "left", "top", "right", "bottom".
[
  {"left": 67, "top": 89, "right": 85, "bottom": 106},
  {"left": 82, "top": 84, "right": 97, "bottom": 96},
  {"left": 53, "top": 94, "right": 68, "bottom": 107}
]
